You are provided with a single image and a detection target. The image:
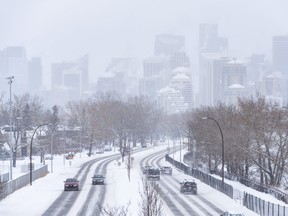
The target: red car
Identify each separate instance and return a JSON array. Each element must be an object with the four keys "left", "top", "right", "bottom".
[{"left": 64, "top": 178, "right": 79, "bottom": 191}]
